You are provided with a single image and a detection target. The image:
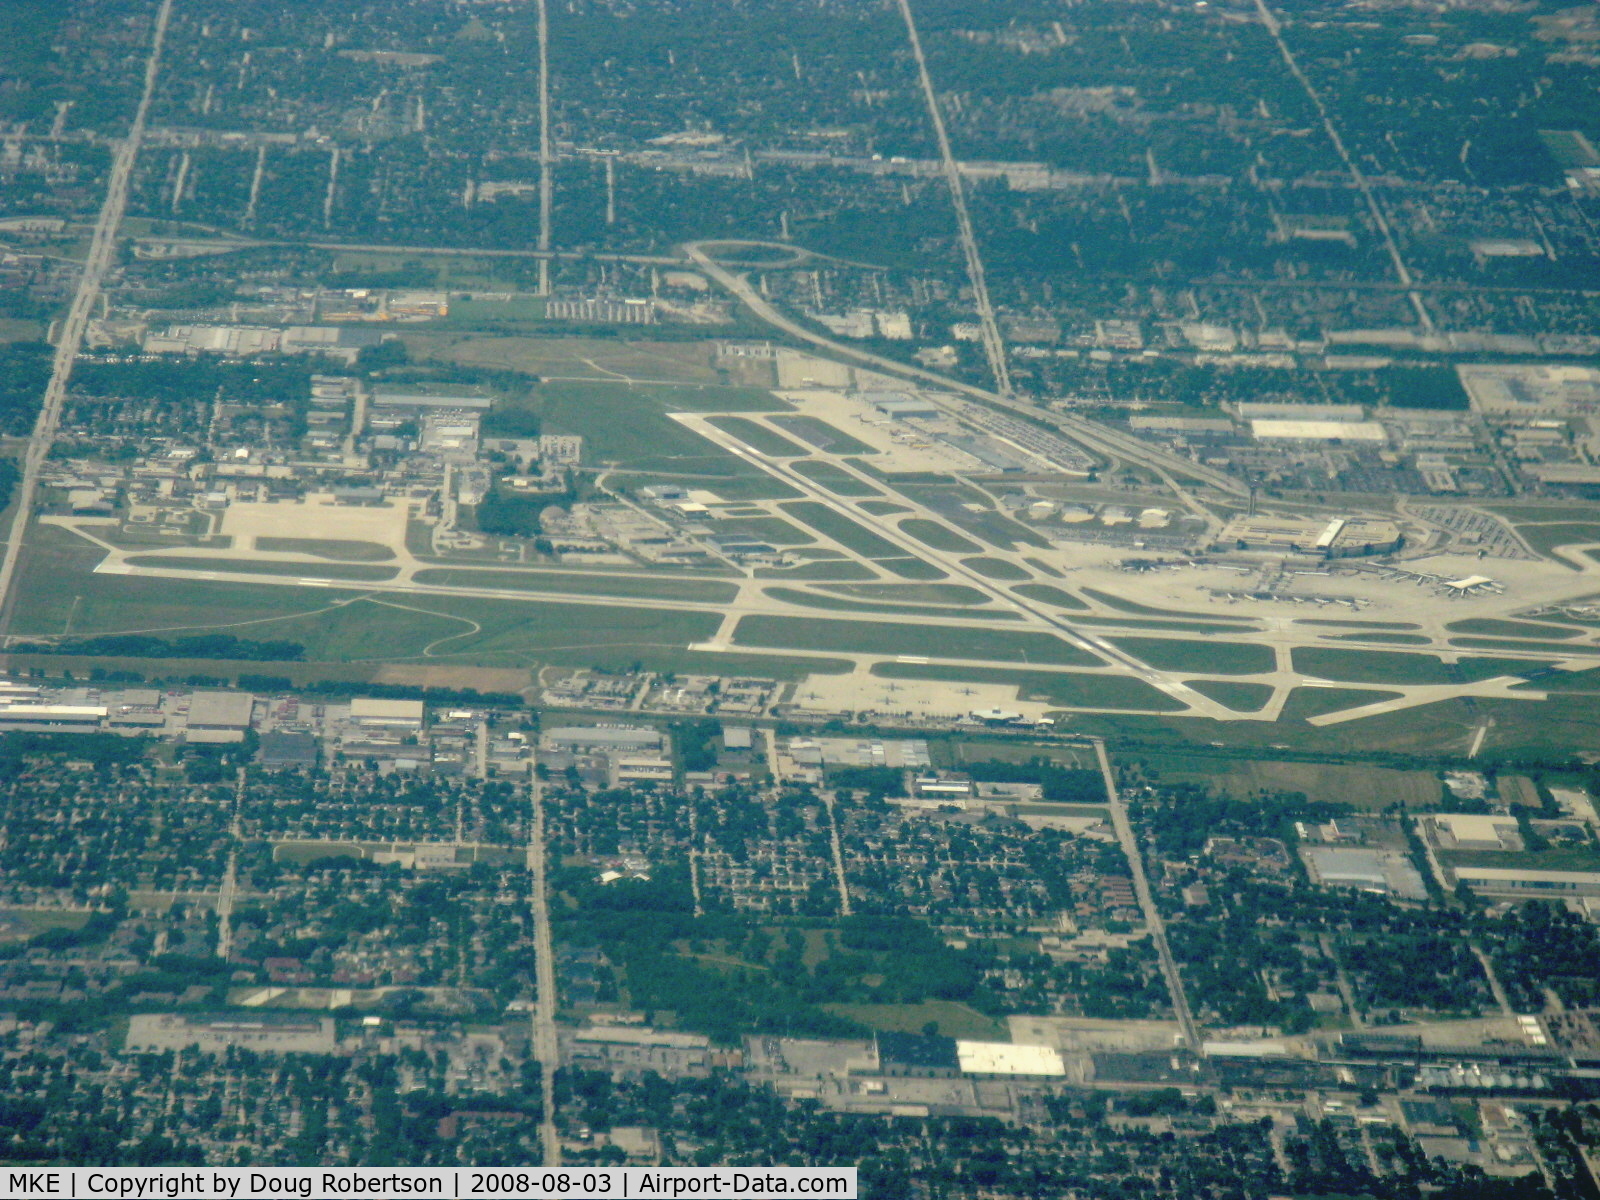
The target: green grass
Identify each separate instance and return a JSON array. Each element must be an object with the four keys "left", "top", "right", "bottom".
[
  {"left": 888, "top": 481, "right": 1052, "bottom": 551},
  {"left": 734, "top": 615, "right": 1100, "bottom": 666},
  {"left": 609, "top": 472, "right": 800, "bottom": 501},
  {"left": 768, "top": 415, "right": 878, "bottom": 455},
  {"left": 899, "top": 519, "right": 983, "bottom": 554},
  {"left": 124, "top": 555, "right": 398, "bottom": 581},
  {"left": 1295, "top": 618, "right": 1421, "bottom": 630},
  {"left": 0, "top": 319, "right": 47, "bottom": 343},
  {"left": 1013, "top": 583, "right": 1089, "bottom": 611},
  {"left": 707, "top": 516, "right": 816, "bottom": 546},
  {"left": 880, "top": 558, "right": 948, "bottom": 580},
  {"left": 1141, "top": 754, "right": 1444, "bottom": 811},
  {"left": 1292, "top": 648, "right": 1552, "bottom": 686},
  {"left": 960, "top": 556, "right": 1030, "bottom": 581},
  {"left": 823, "top": 1000, "right": 1006, "bottom": 1041},
  {"left": 871, "top": 661, "right": 1186, "bottom": 711},
  {"left": 706, "top": 416, "right": 811, "bottom": 457},
  {"left": 493, "top": 381, "right": 787, "bottom": 476},
  {"left": 1082, "top": 587, "right": 1253, "bottom": 622},
  {"left": 1514, "top": 523, "right": 1600, "bottom": 557},
  {"left": 1440, "top": 847, "right": 1600, "bottom": 872},
  {"left": 822, "top": 583, "right": 991, "bottom": 606},
  {"left": 859, "top": 501, "right": 910, "bottom": 516},
  {"left": 779, "top": 501, "right": 907, "bottom": 560},
  {"left": 1330, "top": 632, "right": 1434, "bottom": 645},
  {"left": 1112, "top": 637, "right": 1274, "bottom": 675},
  {"left": 411, "top": 568, "right": 739, "bottom": 603},
  {"left": 789, "top": 461, "right": 883, "bottom": 496},
  {"left": 254, "top": 537, "right": 397, "bottom": 562},
  {"left": 753, "top": 560, "right": 878, "bottom": 581},
  {"left": 1277, "top": 686, "right": 1401, "bottom": 721},
  {"left": 1185, "top": 679, "right": 1274, "bottom": 712},
  {"left": 1449, "top": 638, "right": 1600, "bottom": 655},
  {"left": 765, "top": 587, "right": 1019, "bottom": 621},
  {"left": 1070, "top": 615, "right": 1262, "bottom": 635},
  {"left": 1446, "top": 618, "right": 1583, "bottom": 640}
]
